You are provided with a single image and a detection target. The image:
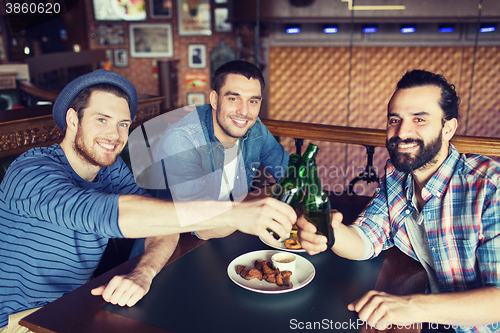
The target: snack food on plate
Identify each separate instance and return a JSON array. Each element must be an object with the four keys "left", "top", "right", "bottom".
[
  {"left": 284, "top": 238, "right": 302, "bottom": 250},
  {"left": 236, "top": 260, "right": 292, "bottom": 287}
]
